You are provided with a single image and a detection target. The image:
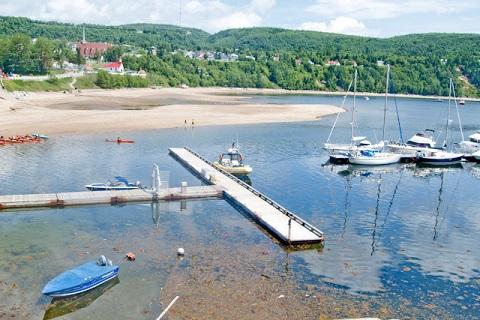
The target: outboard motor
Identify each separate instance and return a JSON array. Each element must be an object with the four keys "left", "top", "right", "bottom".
[{"left": 97, "top": 255, "right": 107, "bottom": 266}]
